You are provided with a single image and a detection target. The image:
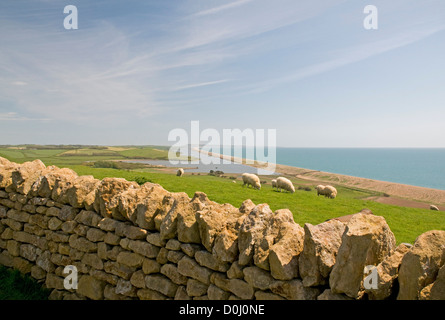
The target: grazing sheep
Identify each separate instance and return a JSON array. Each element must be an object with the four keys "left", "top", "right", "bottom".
[
  {"left": 316, "top": 185, "right": 326, "bottom": 196},
  {"left": 176, "top": 168, "right": 184, "bottom": 177},
  {"left": 276, "top": 177, "right": 295, "bottom": 193},
  {"left": 324, "top": 185, "right": 337, "bottom": 199},
  {"left": 316, "top": 185, "right": 337, "bottom": 199},
  {"left": 271, "top": 179, "right": 277, "bottom": 190},
  {"left": 241, "top": 173, "right": 261, "bottom": 190},
  {"left": 430, "top": 204, "right": 439, "bottom": 211}
]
